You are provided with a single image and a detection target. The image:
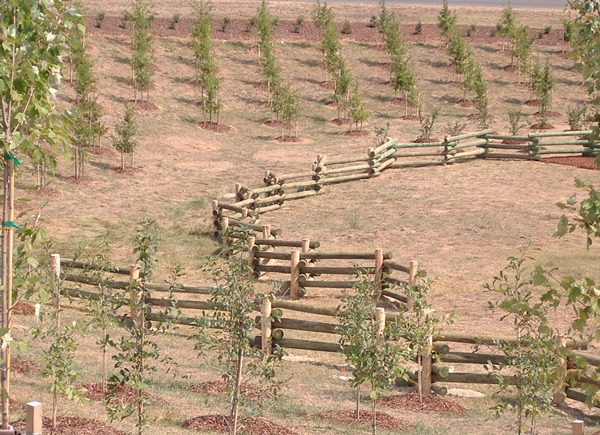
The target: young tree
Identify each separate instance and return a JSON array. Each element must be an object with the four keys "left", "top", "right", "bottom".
[
  {"left": 312, "top": 0, "right": 333, "bottom": 35},
  {"left": 485, "top": 250, "right": 565, "bottom": 435},
  {"left": 437, "top": 0, "right": 457, "bottom": 39},
  {"left": 130, "top": 0, "right": 154, "bottom": 102},
  {"left": 112, "top": 104, "right": 138, "bottom": 171},
  {"left": 0, "top": 2, "right": 74, "bottom": 429},
  {"left": 337, "top": 274, "right": 412, "bottom": 434},
  {"left": 497, "top": 6, "right": 517, "bottom": 51},
  {"left": 105, "top": 219, "right": 178, "bottom": 435},
  {"left": 194, "top": 254, "right": 283, "bottom": 435},
  {"left": 273, "top": 84, "right": 301, "bottom": 138},
  {"left": 348, "top": 88, "right": 370, "bottom": 131},
  {"left": 512, "top": 25, "right": 532, "bottom": 78}
]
